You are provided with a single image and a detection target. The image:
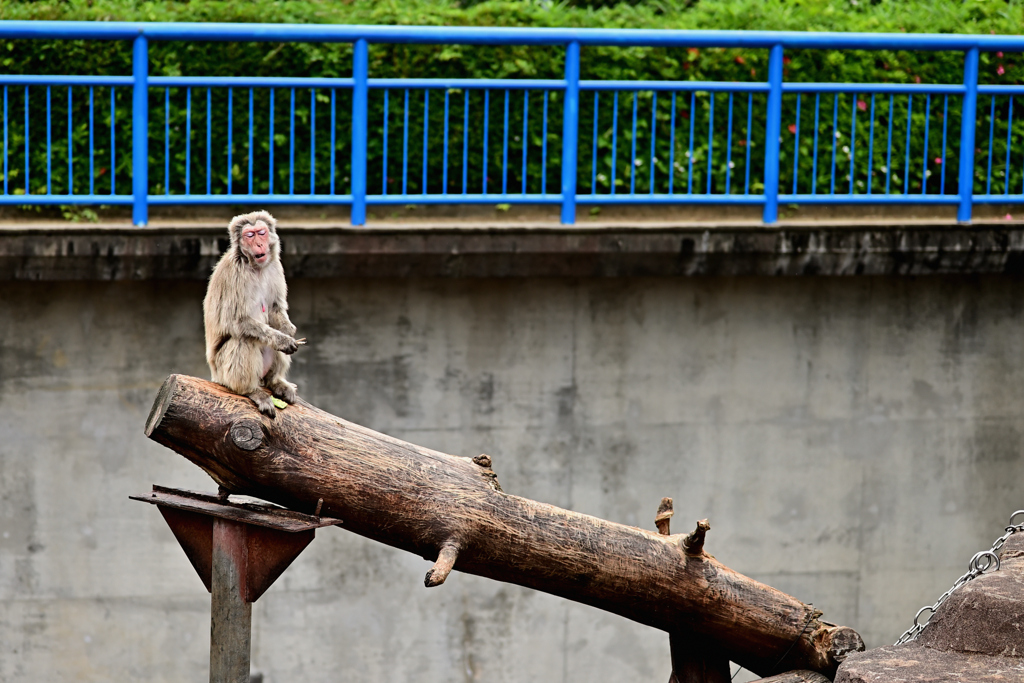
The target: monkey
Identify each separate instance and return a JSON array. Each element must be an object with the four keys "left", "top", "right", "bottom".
[{"left": 203, "top": 210, "right": 305, "bottom": 418}]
